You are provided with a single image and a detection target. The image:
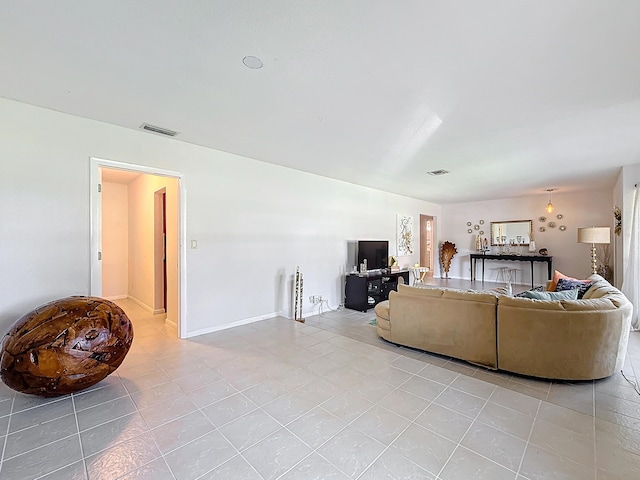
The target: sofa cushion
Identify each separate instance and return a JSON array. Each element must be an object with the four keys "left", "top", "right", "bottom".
[
  {"left": 397, "top": 284, "right": 445, "bottom": 298},
  {"left": 374, "top": 300, "right": 390, "bottom": 321},
  {"left": 582, "top": 274, "right": 618, "bottom": 299},
  {"left": 555, "top": 278, "right": 592, "bottom": 299},
  {"left": 441, "top": 289, "right": 499, "bottom": 304},
  {"left": 582, "top": 274, "right": 630, "bottom": 308},
  {"left": 548, "top": 270, "right": 590, "bottom": 292},
  {"left": 561, "top": 298, "right": 618, "bottom": 311},
  {"left": 374, "top": 300, "right": 391, "bottom": 340},
  {"left": 498, "top": 295, "right": 567, "bottom": 311},
  {"left": 390, "top": 284, "right": 498, "bottom": 369},
  {"left": 523, "top": 289, "right": 578, "bottom": 301}
]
